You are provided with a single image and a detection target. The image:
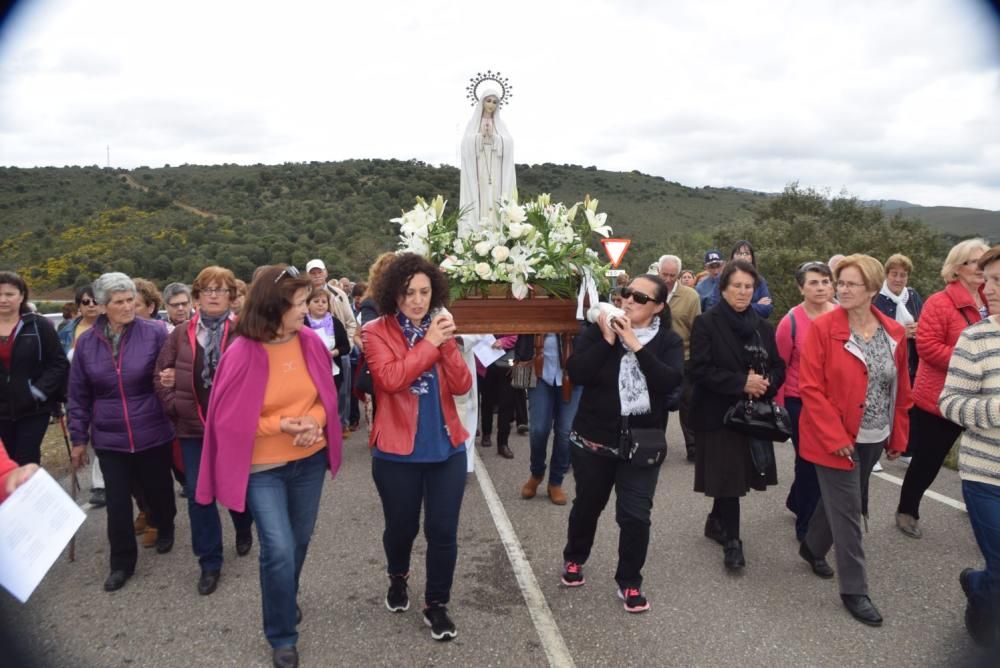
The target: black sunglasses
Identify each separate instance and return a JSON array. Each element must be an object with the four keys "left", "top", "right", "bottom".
[
  {"left": 620, "top": 286, "right": 661, "bottom": 305},
  {"left": 79, "top": 298, "right": 96, "bottom": 306},
  {"left": 274, "top": 266, "right": 301, "bottom": 284}
]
